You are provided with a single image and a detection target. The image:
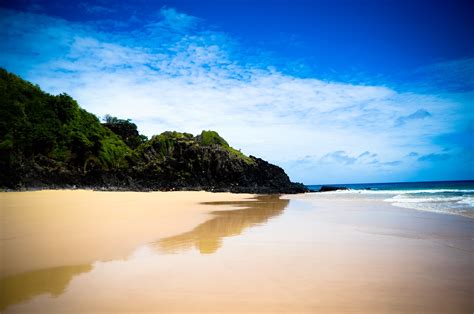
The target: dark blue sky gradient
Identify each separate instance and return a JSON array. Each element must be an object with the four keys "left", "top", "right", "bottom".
[{"left": 2, "top": 0, "right": 473, "bottom": 78}]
